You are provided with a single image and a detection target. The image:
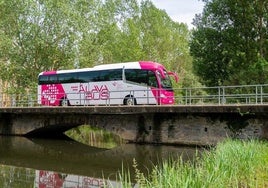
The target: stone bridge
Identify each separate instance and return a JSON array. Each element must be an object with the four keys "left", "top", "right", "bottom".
[{"left": 0, "top": 105, "right": 268, "bottom": 146}]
